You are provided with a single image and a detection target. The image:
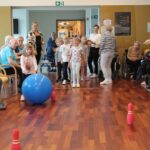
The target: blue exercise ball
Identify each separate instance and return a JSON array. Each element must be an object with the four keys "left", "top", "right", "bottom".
[{"left": 22, "top": 74, "right": 52, "bottom": 104}]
